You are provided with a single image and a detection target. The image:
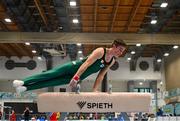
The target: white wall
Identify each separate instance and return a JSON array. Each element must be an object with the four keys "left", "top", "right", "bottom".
[
  {"left": 0, "top": 80, "right": 15, "bottom": 92},
  {"left": 0, "top": 56, "right": 46, "bottom": 80},
  {"left": 0, "top": 56, "right": 162, "bottom": 80},
  {"left": 108, "top": 57, "right": 161, "bottom": 81},
  {"left": 109, "top": 80, "right": 128, "bottom": 92},
  {"left": 52, "top": 56, "right": 71, "bottom": 67},
  {"left": 0, "top": 56, "right": 164, "bottom": 92}
]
